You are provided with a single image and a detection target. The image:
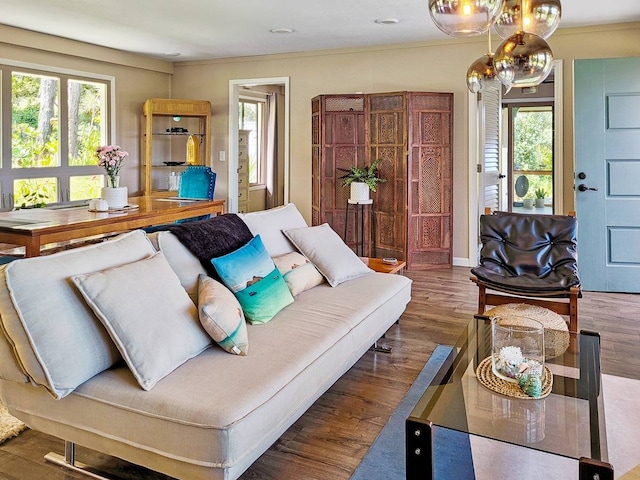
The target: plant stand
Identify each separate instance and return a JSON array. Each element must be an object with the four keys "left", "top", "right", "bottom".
[{"left": 344, "top": 199, "right": 373, "bottom": 257}]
